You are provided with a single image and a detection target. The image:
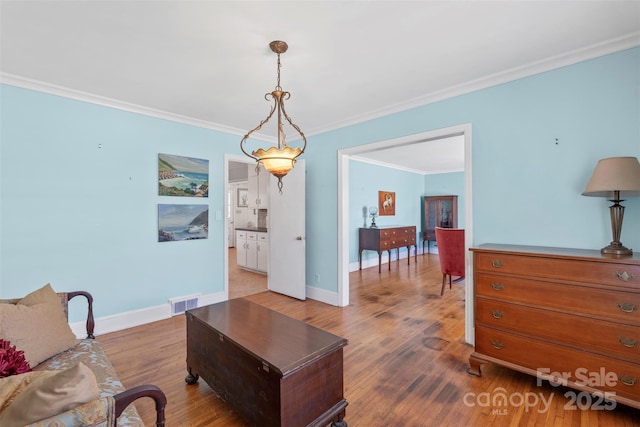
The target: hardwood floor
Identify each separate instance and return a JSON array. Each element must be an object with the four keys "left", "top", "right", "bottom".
[
  {"left": 99, "top": 254, "right": 640, "bottom": 426},
  {"left": 228, "top": 247, "right": 267, "bottom": 299}
]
